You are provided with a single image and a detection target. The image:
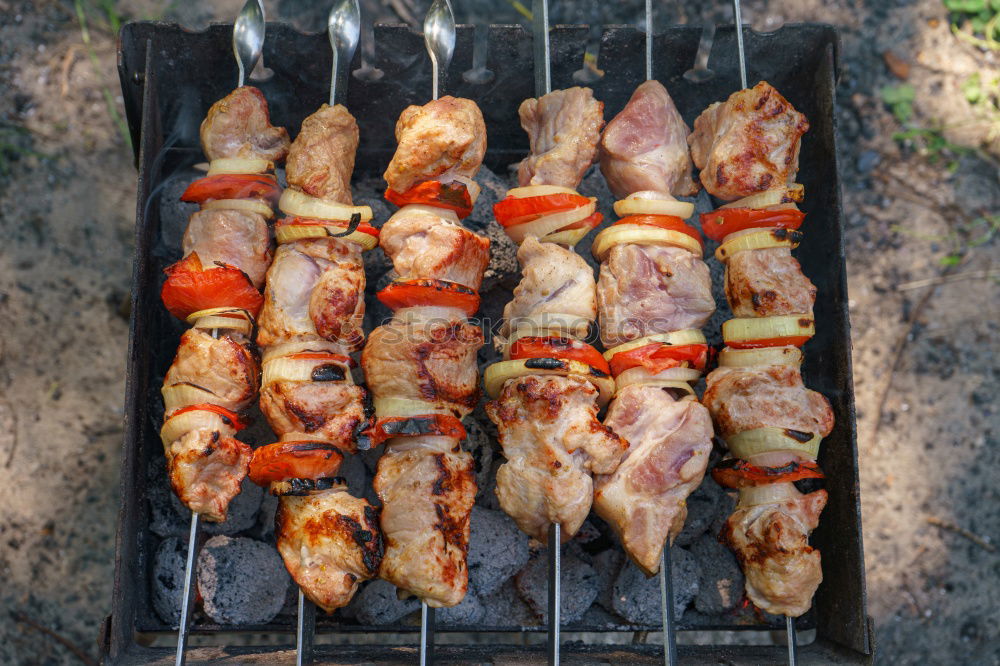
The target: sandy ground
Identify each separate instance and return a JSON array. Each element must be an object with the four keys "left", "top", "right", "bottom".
[{"left": 0, "top": 0, "right": 996, "bottom": 664}]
